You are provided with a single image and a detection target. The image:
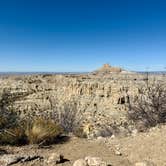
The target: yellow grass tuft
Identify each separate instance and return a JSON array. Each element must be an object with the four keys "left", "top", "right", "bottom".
[{"left": 26, "top": 118, "right": 62, "bottom": 144}]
